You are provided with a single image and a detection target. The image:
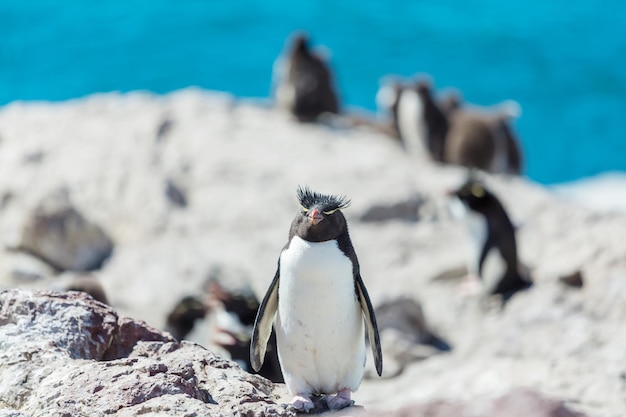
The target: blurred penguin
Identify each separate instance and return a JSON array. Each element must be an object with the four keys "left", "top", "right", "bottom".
[
  {"left": 449, "top": 176, "right": 532, "bottom": 302},
  {"left": 164, "top": 296, "right": 207, "bottom": 341},
  {"left": 376, "top": 77, "right": 448, "bottom": 162},
  {"left": 272, "top": 32, "right": 340, "bottom": 122},
  {"left": 164, "top": 279, "right": 283, "bottom": 382},
  {"left": 443, "top": 94, "right": 523, "bottom": 175}
]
